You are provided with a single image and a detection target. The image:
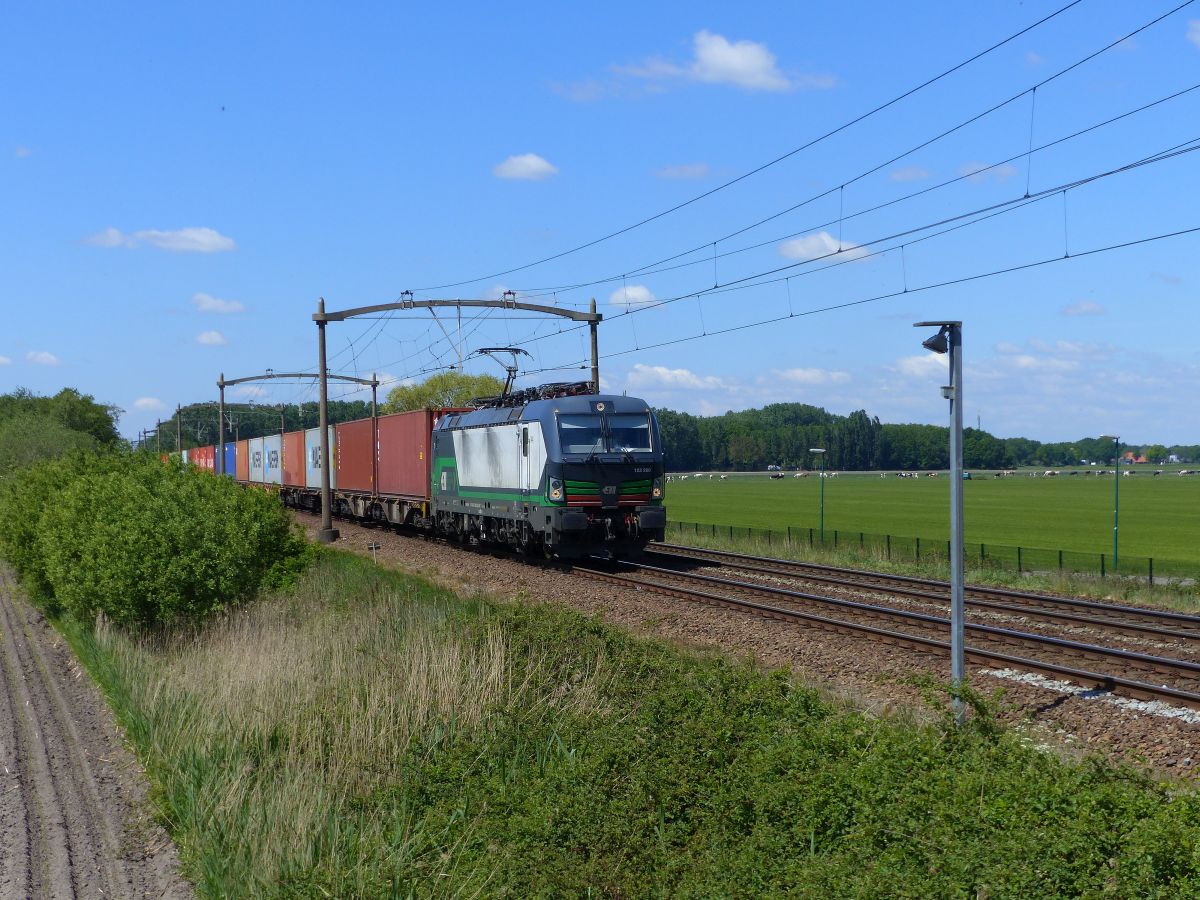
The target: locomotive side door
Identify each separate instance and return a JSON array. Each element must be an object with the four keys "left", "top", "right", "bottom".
[{"left": 519, "top": 422, "right": 544, "bottom": 496}]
